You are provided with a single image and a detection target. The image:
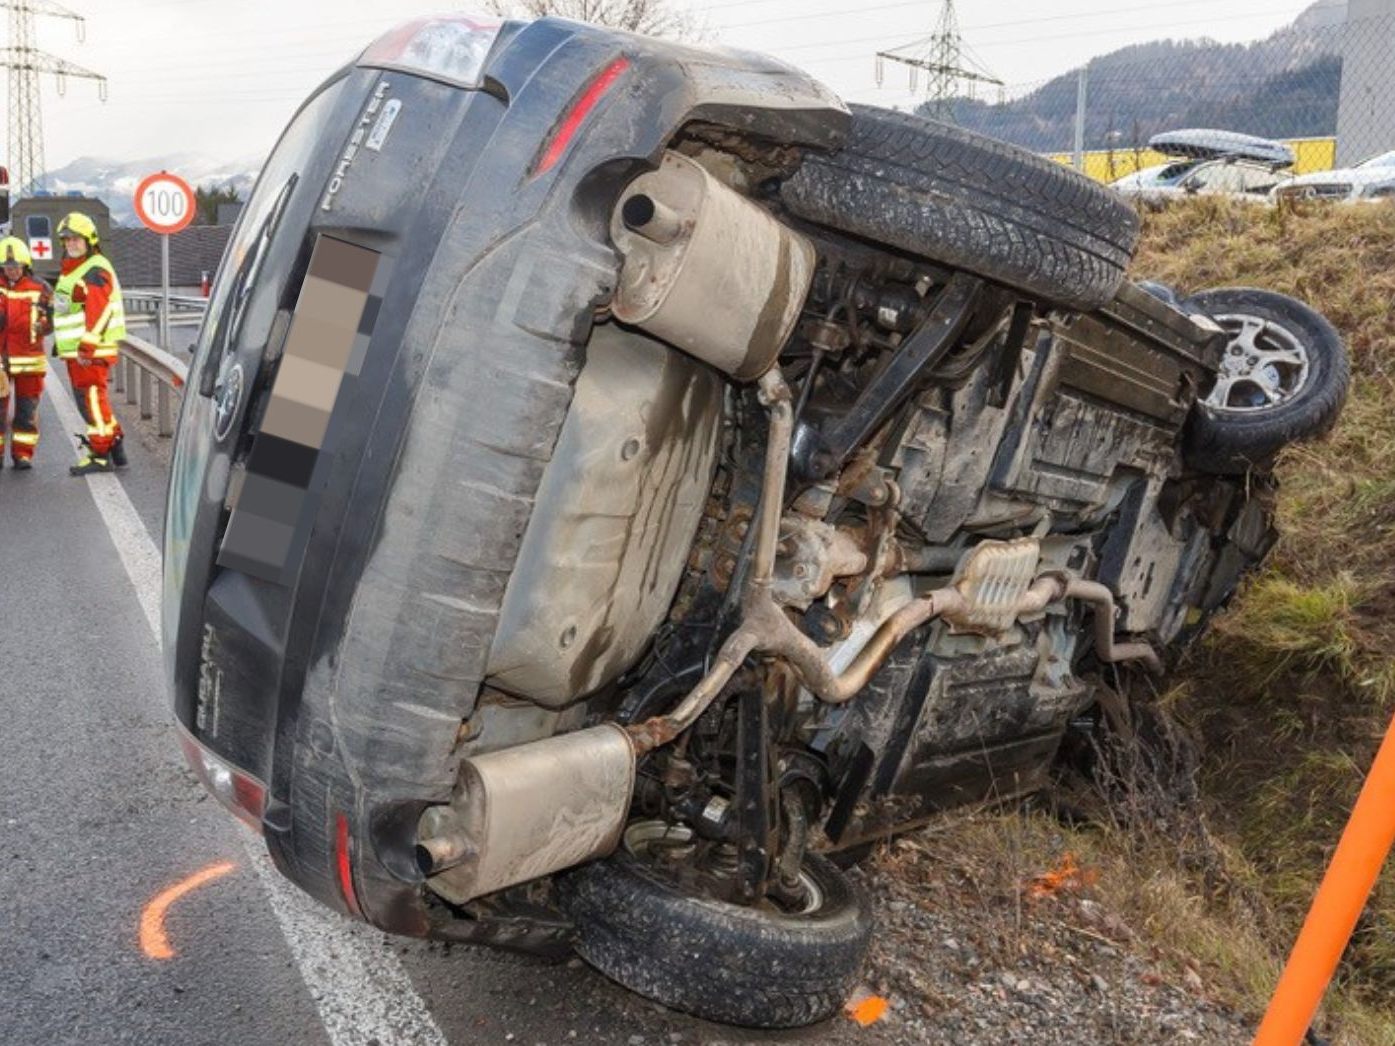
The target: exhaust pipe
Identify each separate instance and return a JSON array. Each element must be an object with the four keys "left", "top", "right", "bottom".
[{"left": 417, "top": 724, "right": 635, "bottom": 905}]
